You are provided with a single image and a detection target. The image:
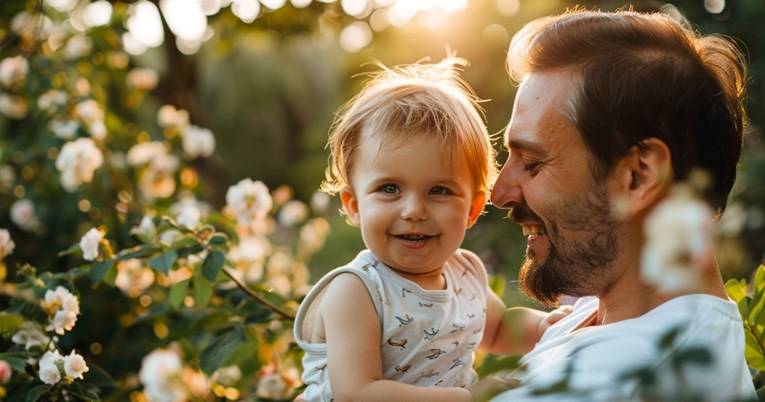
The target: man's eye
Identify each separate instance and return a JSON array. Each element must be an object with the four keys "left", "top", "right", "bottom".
[
  {"left": 523, "top": 162, "right": 541, "bottom": 175},
  {"left": 380, "top": 184, "right": 398, "bottom": 194}
]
